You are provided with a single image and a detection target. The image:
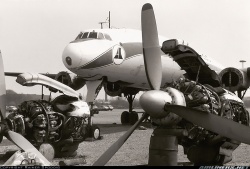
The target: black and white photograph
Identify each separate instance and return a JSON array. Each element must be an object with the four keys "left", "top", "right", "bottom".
[{"left": 0, "top": 0, "right": 250, "bottom": 166}]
